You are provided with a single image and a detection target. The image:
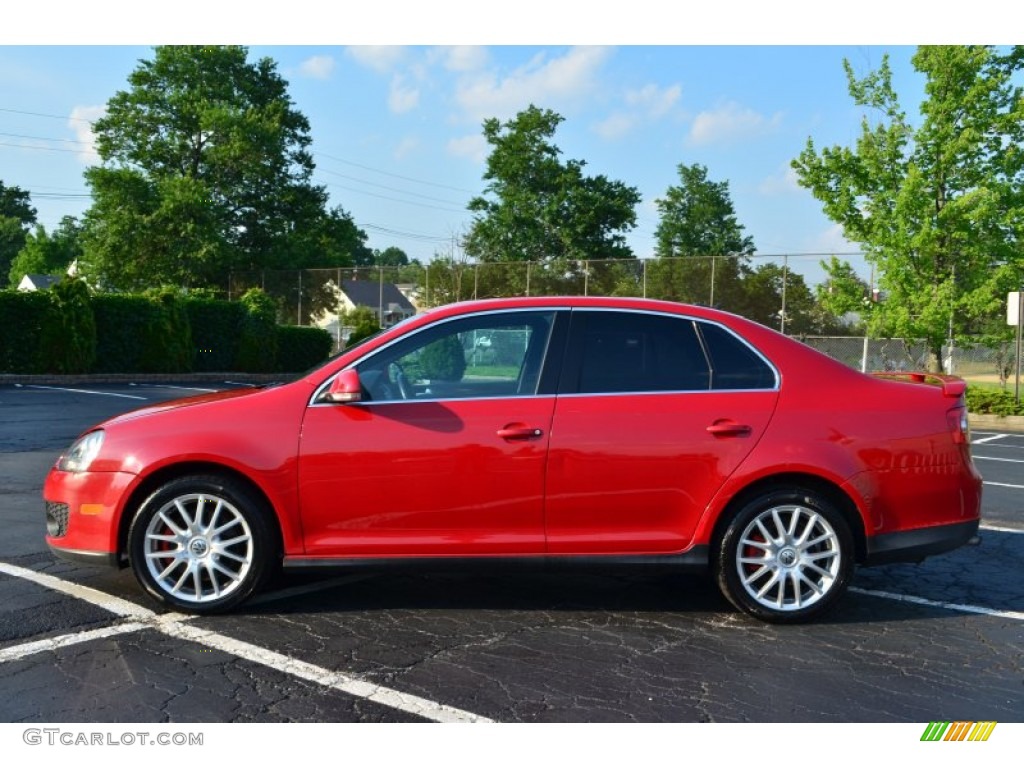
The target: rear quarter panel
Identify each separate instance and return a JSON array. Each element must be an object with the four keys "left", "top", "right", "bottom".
[{"left": 691, "top": 323, "right": 980, "bottom": 544}]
